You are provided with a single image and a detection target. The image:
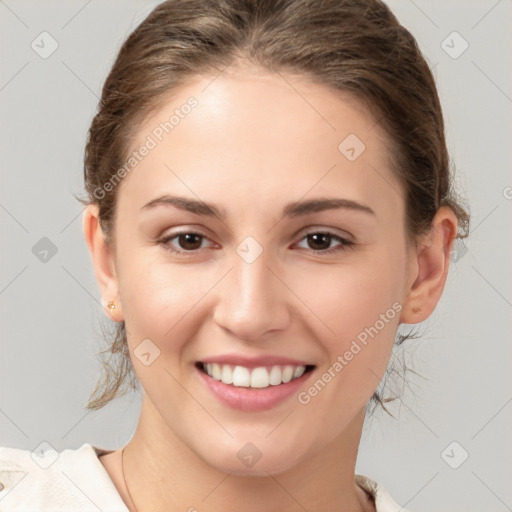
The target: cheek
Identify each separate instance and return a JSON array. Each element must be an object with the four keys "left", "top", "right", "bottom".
[
  {"left": 116, "top": 255, "right": 219, "bottom": 352},
  {"left": 295, "top": 298, "right": 401, "bottom": 433},
  {"left": 289, "top": 247, "right": 404, "bottom": 339},
  {"left": 116, "top": 259, "right": 218, "bottom": 404},
  {"left": 288, "top": 247, "right": 404, "bottom": 395}
]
